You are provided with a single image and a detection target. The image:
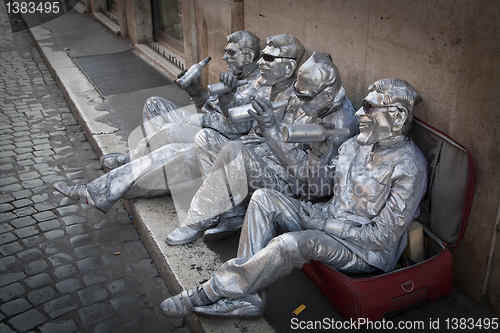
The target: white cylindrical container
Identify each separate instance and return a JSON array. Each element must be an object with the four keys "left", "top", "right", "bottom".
[
  {"left": 228, "top": 100, "right": 289, "bottom": 122},
  {"left": 282, "top": 124, "right": 349, "bottom": 143},
  {"left": 207, "top": 80, "right": 248, "bottom": 96}
]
